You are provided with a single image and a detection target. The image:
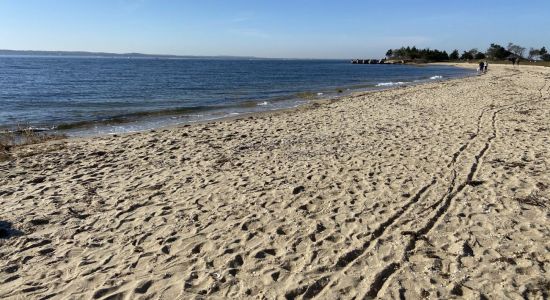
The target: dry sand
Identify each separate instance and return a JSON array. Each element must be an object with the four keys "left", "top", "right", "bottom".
[{"left": 0, "top": 64, "right": 549, "bottom": 299}]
